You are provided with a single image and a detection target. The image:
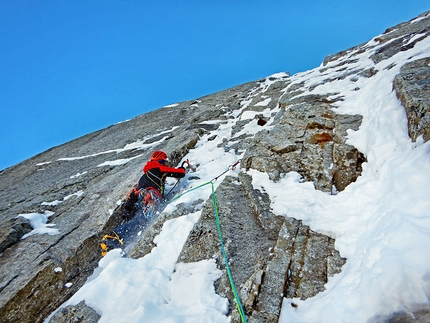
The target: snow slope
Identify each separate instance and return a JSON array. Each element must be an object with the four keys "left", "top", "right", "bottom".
[{"left": 45, "top": 18, "right": 430, "bottom": 323}]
